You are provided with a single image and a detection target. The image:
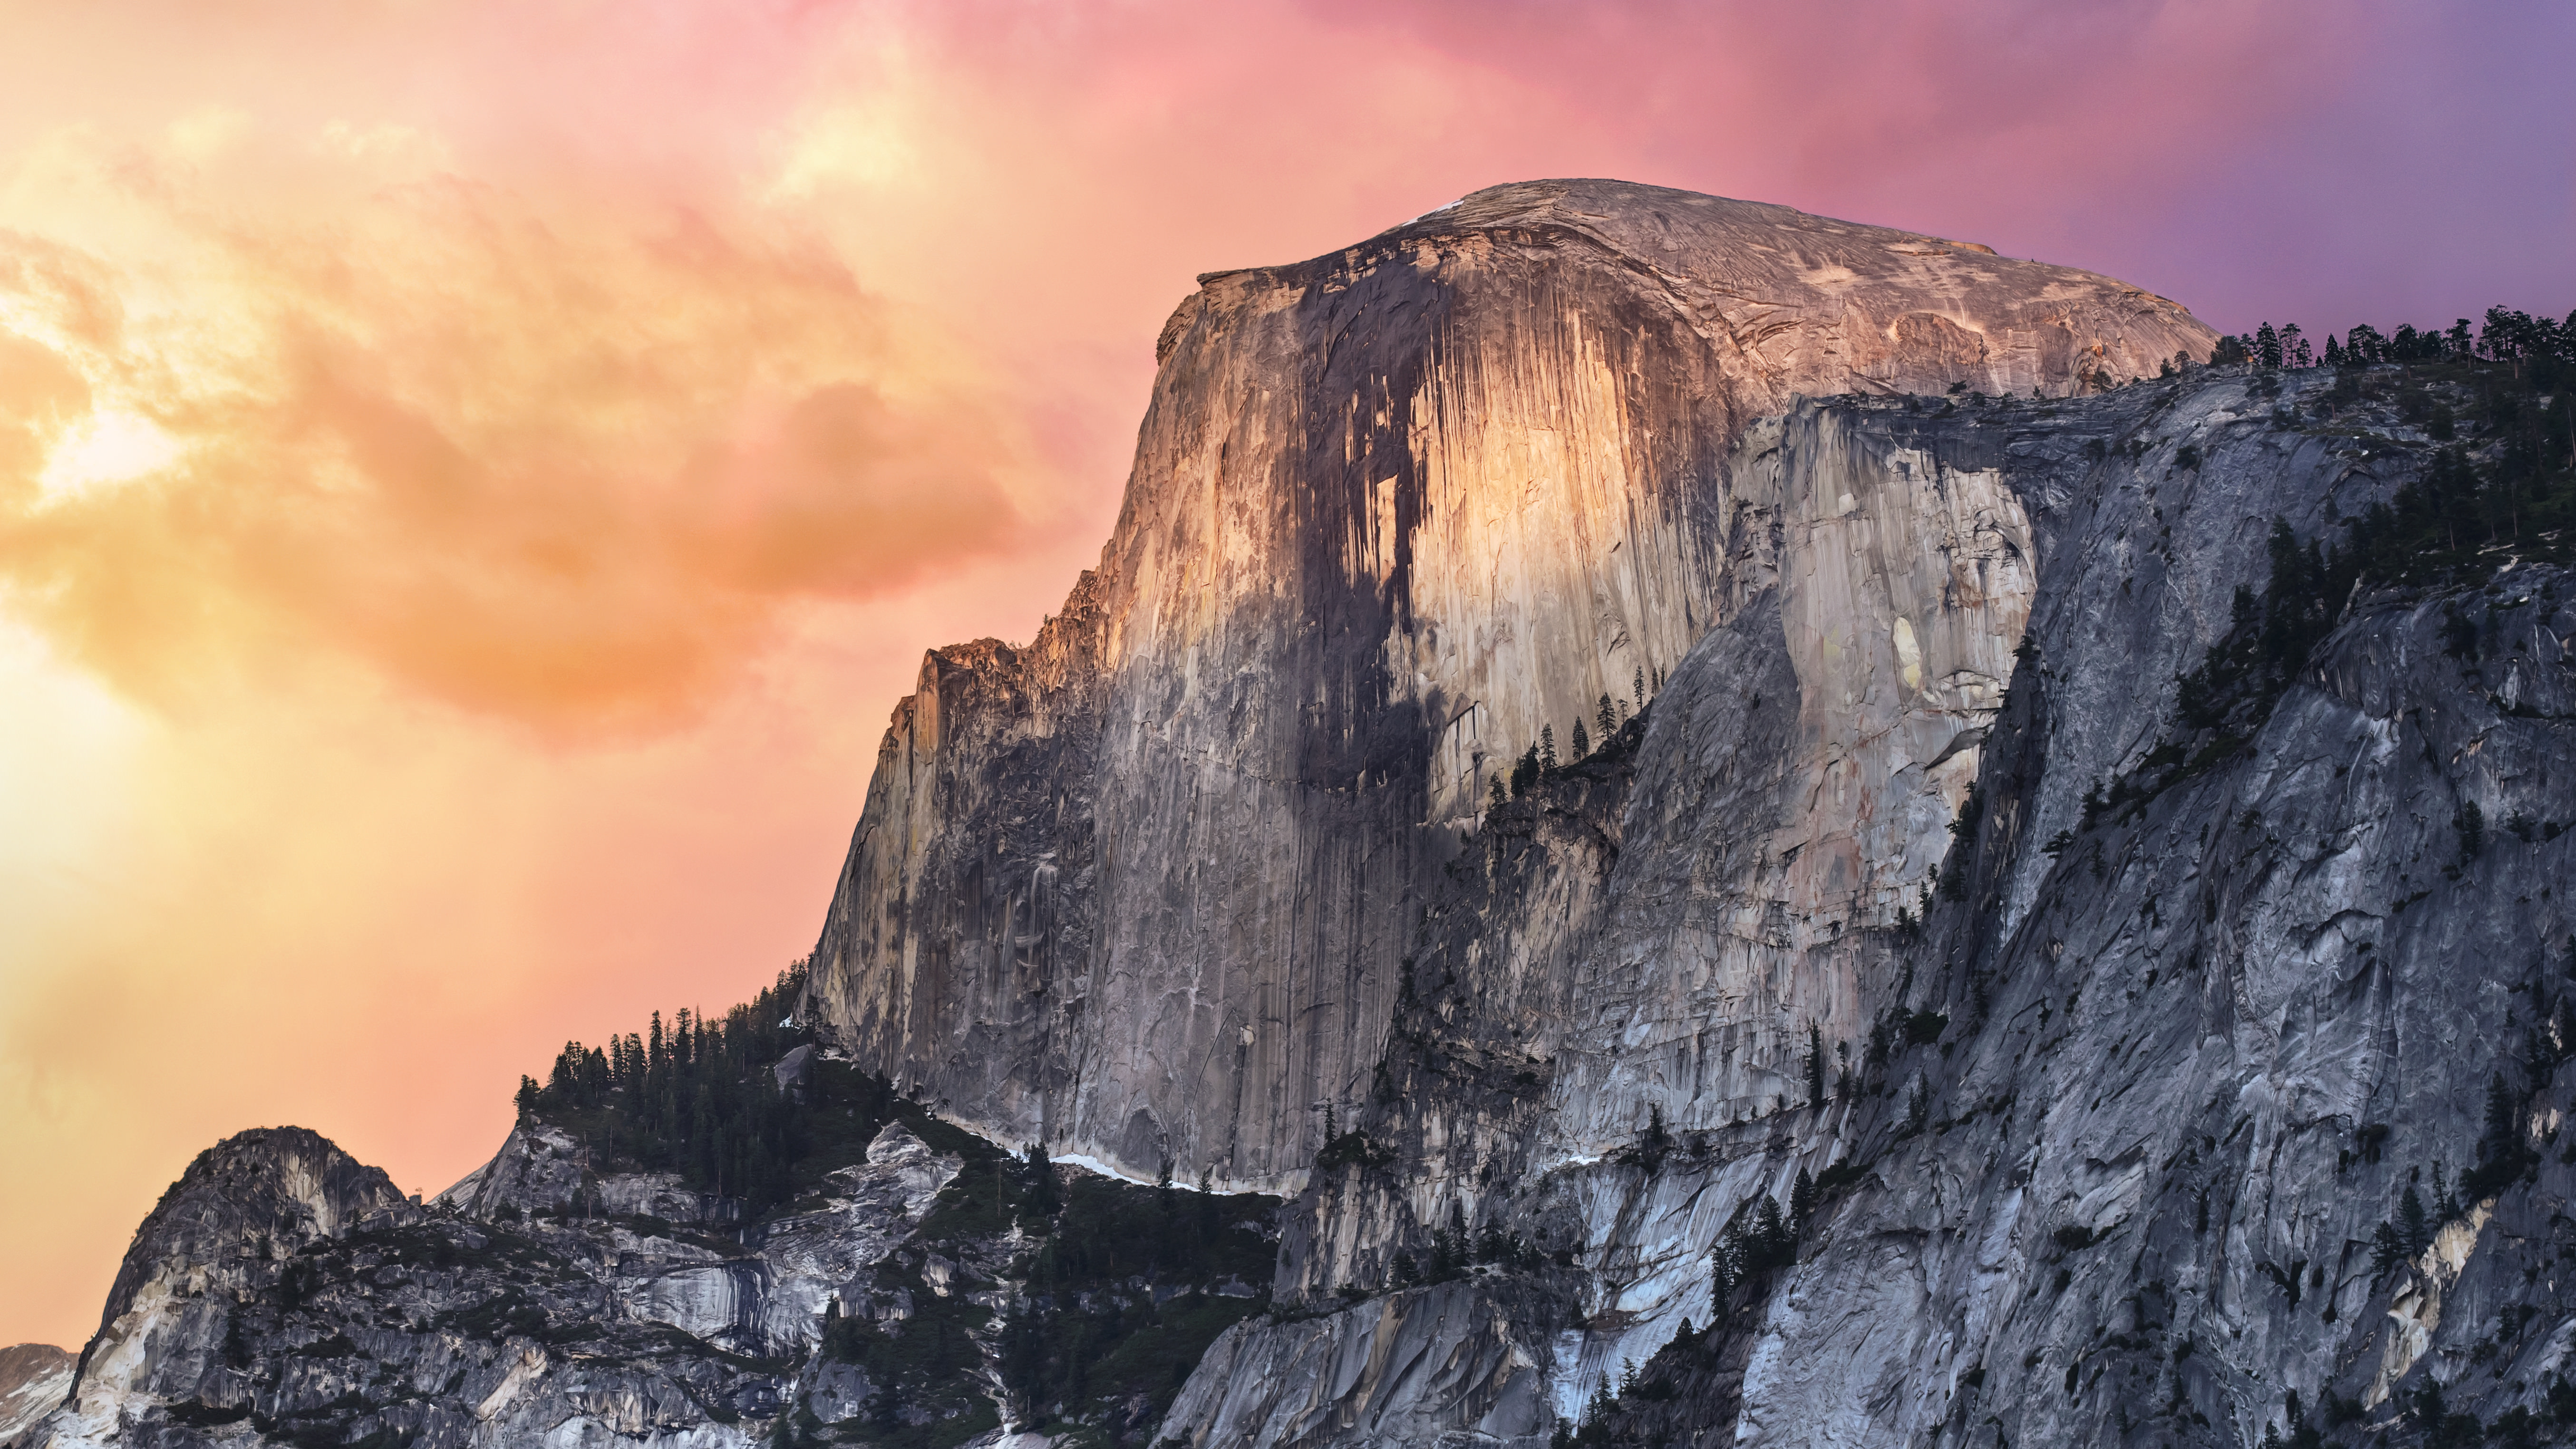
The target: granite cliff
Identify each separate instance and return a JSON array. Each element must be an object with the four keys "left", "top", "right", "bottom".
[
  {"left": 805, "top": 178, "right": 2214, "bottom": 1189},
  {"left": 1165, "top": 366, "right": 2576, "bottom": 1449},
  {"left": 19, "top": 180, "right": 2576, "bottom": 1449}
]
